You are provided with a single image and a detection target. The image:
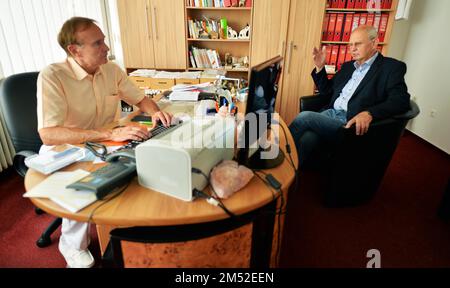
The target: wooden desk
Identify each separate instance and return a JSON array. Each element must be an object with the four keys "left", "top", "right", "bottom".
[{"left": 24, "top": 104, "right": 298, "bottom": 267}]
